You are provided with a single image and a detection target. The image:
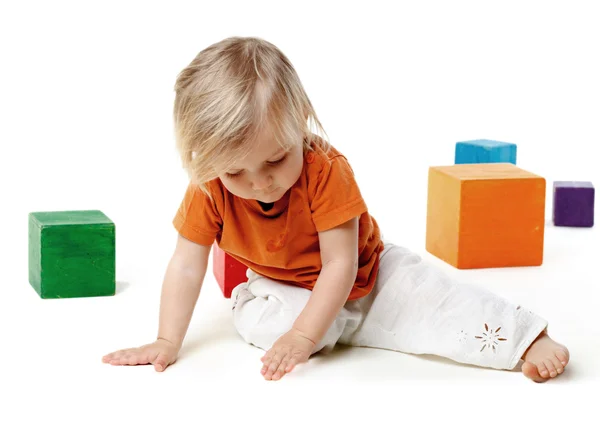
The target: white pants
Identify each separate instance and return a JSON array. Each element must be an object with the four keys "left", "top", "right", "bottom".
[{"left": 231, "top": 241, "right": 548, "bottom": 370}]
